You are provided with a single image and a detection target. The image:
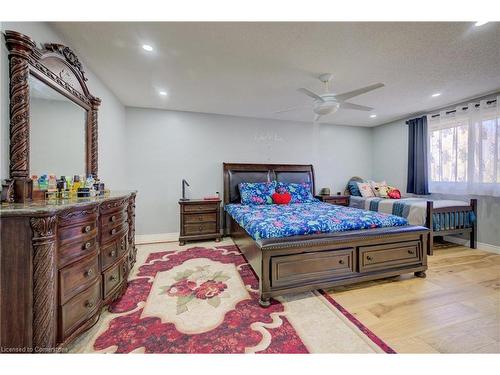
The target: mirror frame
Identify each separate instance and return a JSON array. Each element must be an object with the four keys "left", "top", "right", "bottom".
[{"left": 3, "top": 30, "right": 101, "bottom": 203}]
